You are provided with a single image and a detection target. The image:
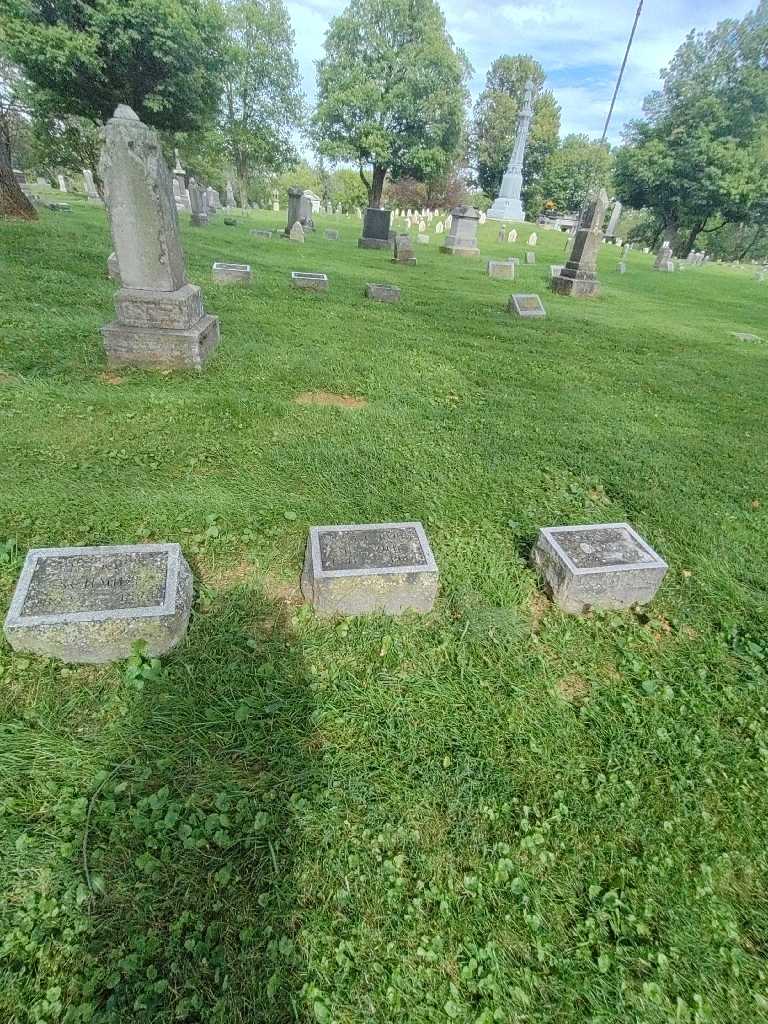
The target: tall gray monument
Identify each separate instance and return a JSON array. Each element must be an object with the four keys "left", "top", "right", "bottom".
[
  {"left": 99, "top": 105, "right": 220, "bottom": 370},
  {"left": 604, "top": 200, "right": 622, "bottom": 239},
  {"left": 487, "top": 79, "right": 535, "bottom": 222},
  {"left": 551, "top": 188, "right": 608, "bottom": 297}
]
